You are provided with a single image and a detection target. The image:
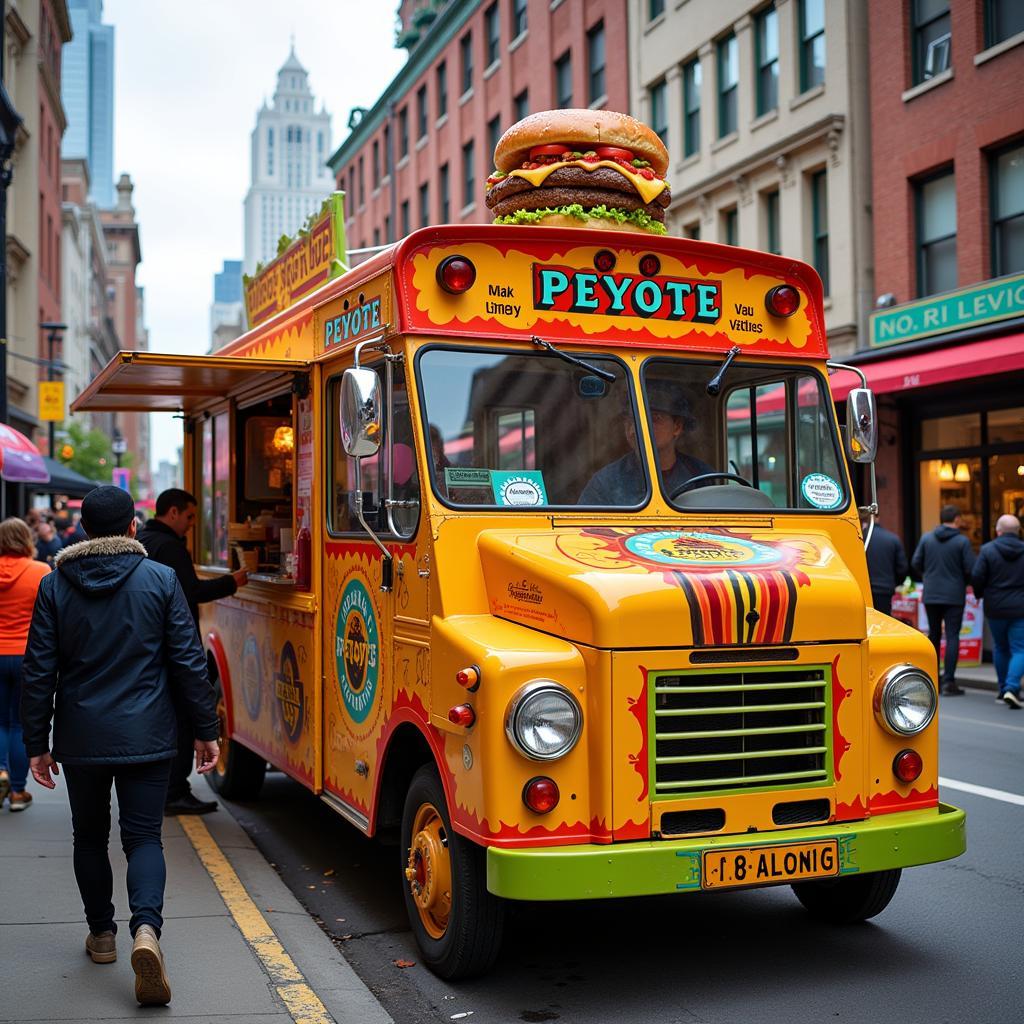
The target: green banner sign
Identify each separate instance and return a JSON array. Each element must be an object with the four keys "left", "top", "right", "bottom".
[{"left": 869, "top": 272, "right": 1024, "bottom": 348}]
